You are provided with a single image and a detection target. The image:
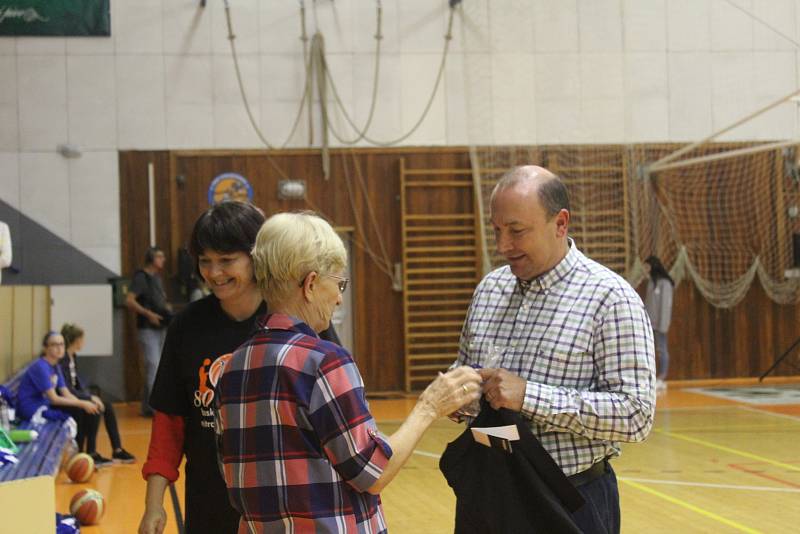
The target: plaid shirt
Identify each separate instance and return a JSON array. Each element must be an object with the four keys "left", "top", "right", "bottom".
[
  {"left": 216, "top": 313, "right": 392, "bottom": 534},
  {"left": 456, "top": 240, "right": 656, "bottom": 476}
]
